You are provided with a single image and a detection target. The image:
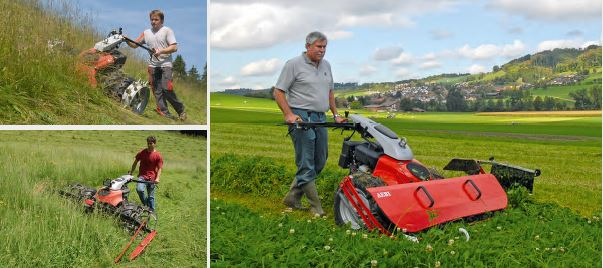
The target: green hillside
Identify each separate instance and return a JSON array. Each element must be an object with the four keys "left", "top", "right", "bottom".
[
  {"left": 0, "top": 0, "right": 206, "bottom": 124},
  {"left": 0, "top": 131, "right": 205, "bottom": 266}
]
